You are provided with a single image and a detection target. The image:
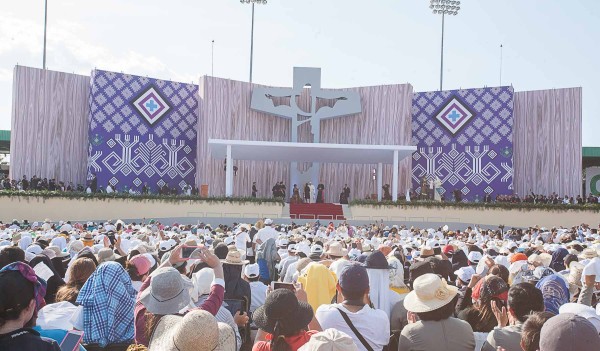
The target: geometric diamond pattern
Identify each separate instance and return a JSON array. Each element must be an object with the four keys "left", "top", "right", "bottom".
[
  {"left": 412, "top": 86, "right": 514, "bottom": 201},
  {"left": 87, "top": 69, "right": 198, "bottom": 193}
]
